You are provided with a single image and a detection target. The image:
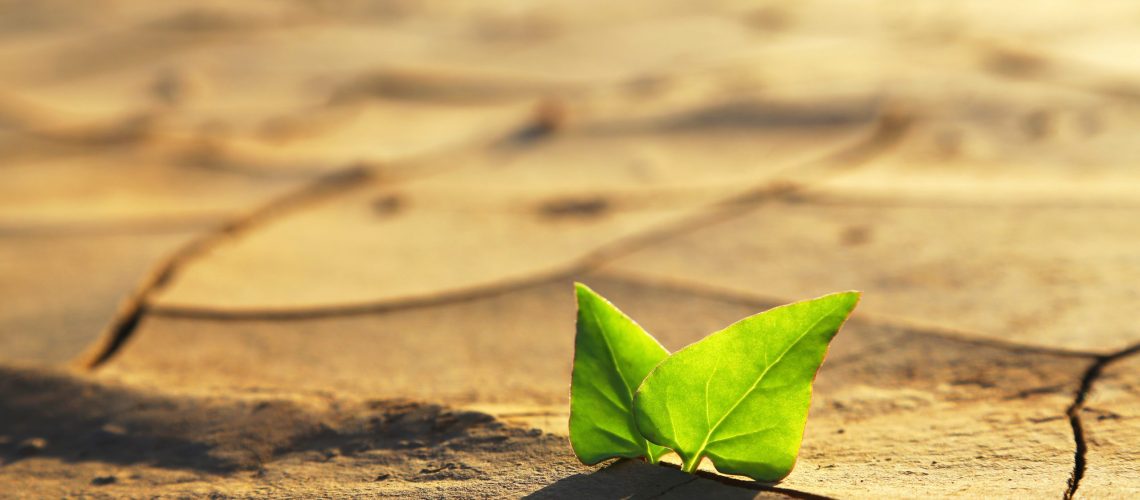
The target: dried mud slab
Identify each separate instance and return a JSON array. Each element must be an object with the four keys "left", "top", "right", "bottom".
[
  {"left": 145, "top": 107, "right": 880, "bottom": 311},
  {"left": 0, "top": 142, "right": 328, "bottom": 367},
  {"left": 783, "top": 328, "right": 1086, "bottom": 498},
  {"left": 604, "top": 194, "right": 1140, "bottom": 353},
  {"left": 0, "top": 232, "right": 196, "bottom": 365},
  {"left": 4, "top": 0, "right": 1139, "bottom": 497},
  {"left": 1079, "top": 353, "right": 1140, "bottom": 497},
  {"left": 106, "top": 274, "right": 1090, "bottom": 497}
]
